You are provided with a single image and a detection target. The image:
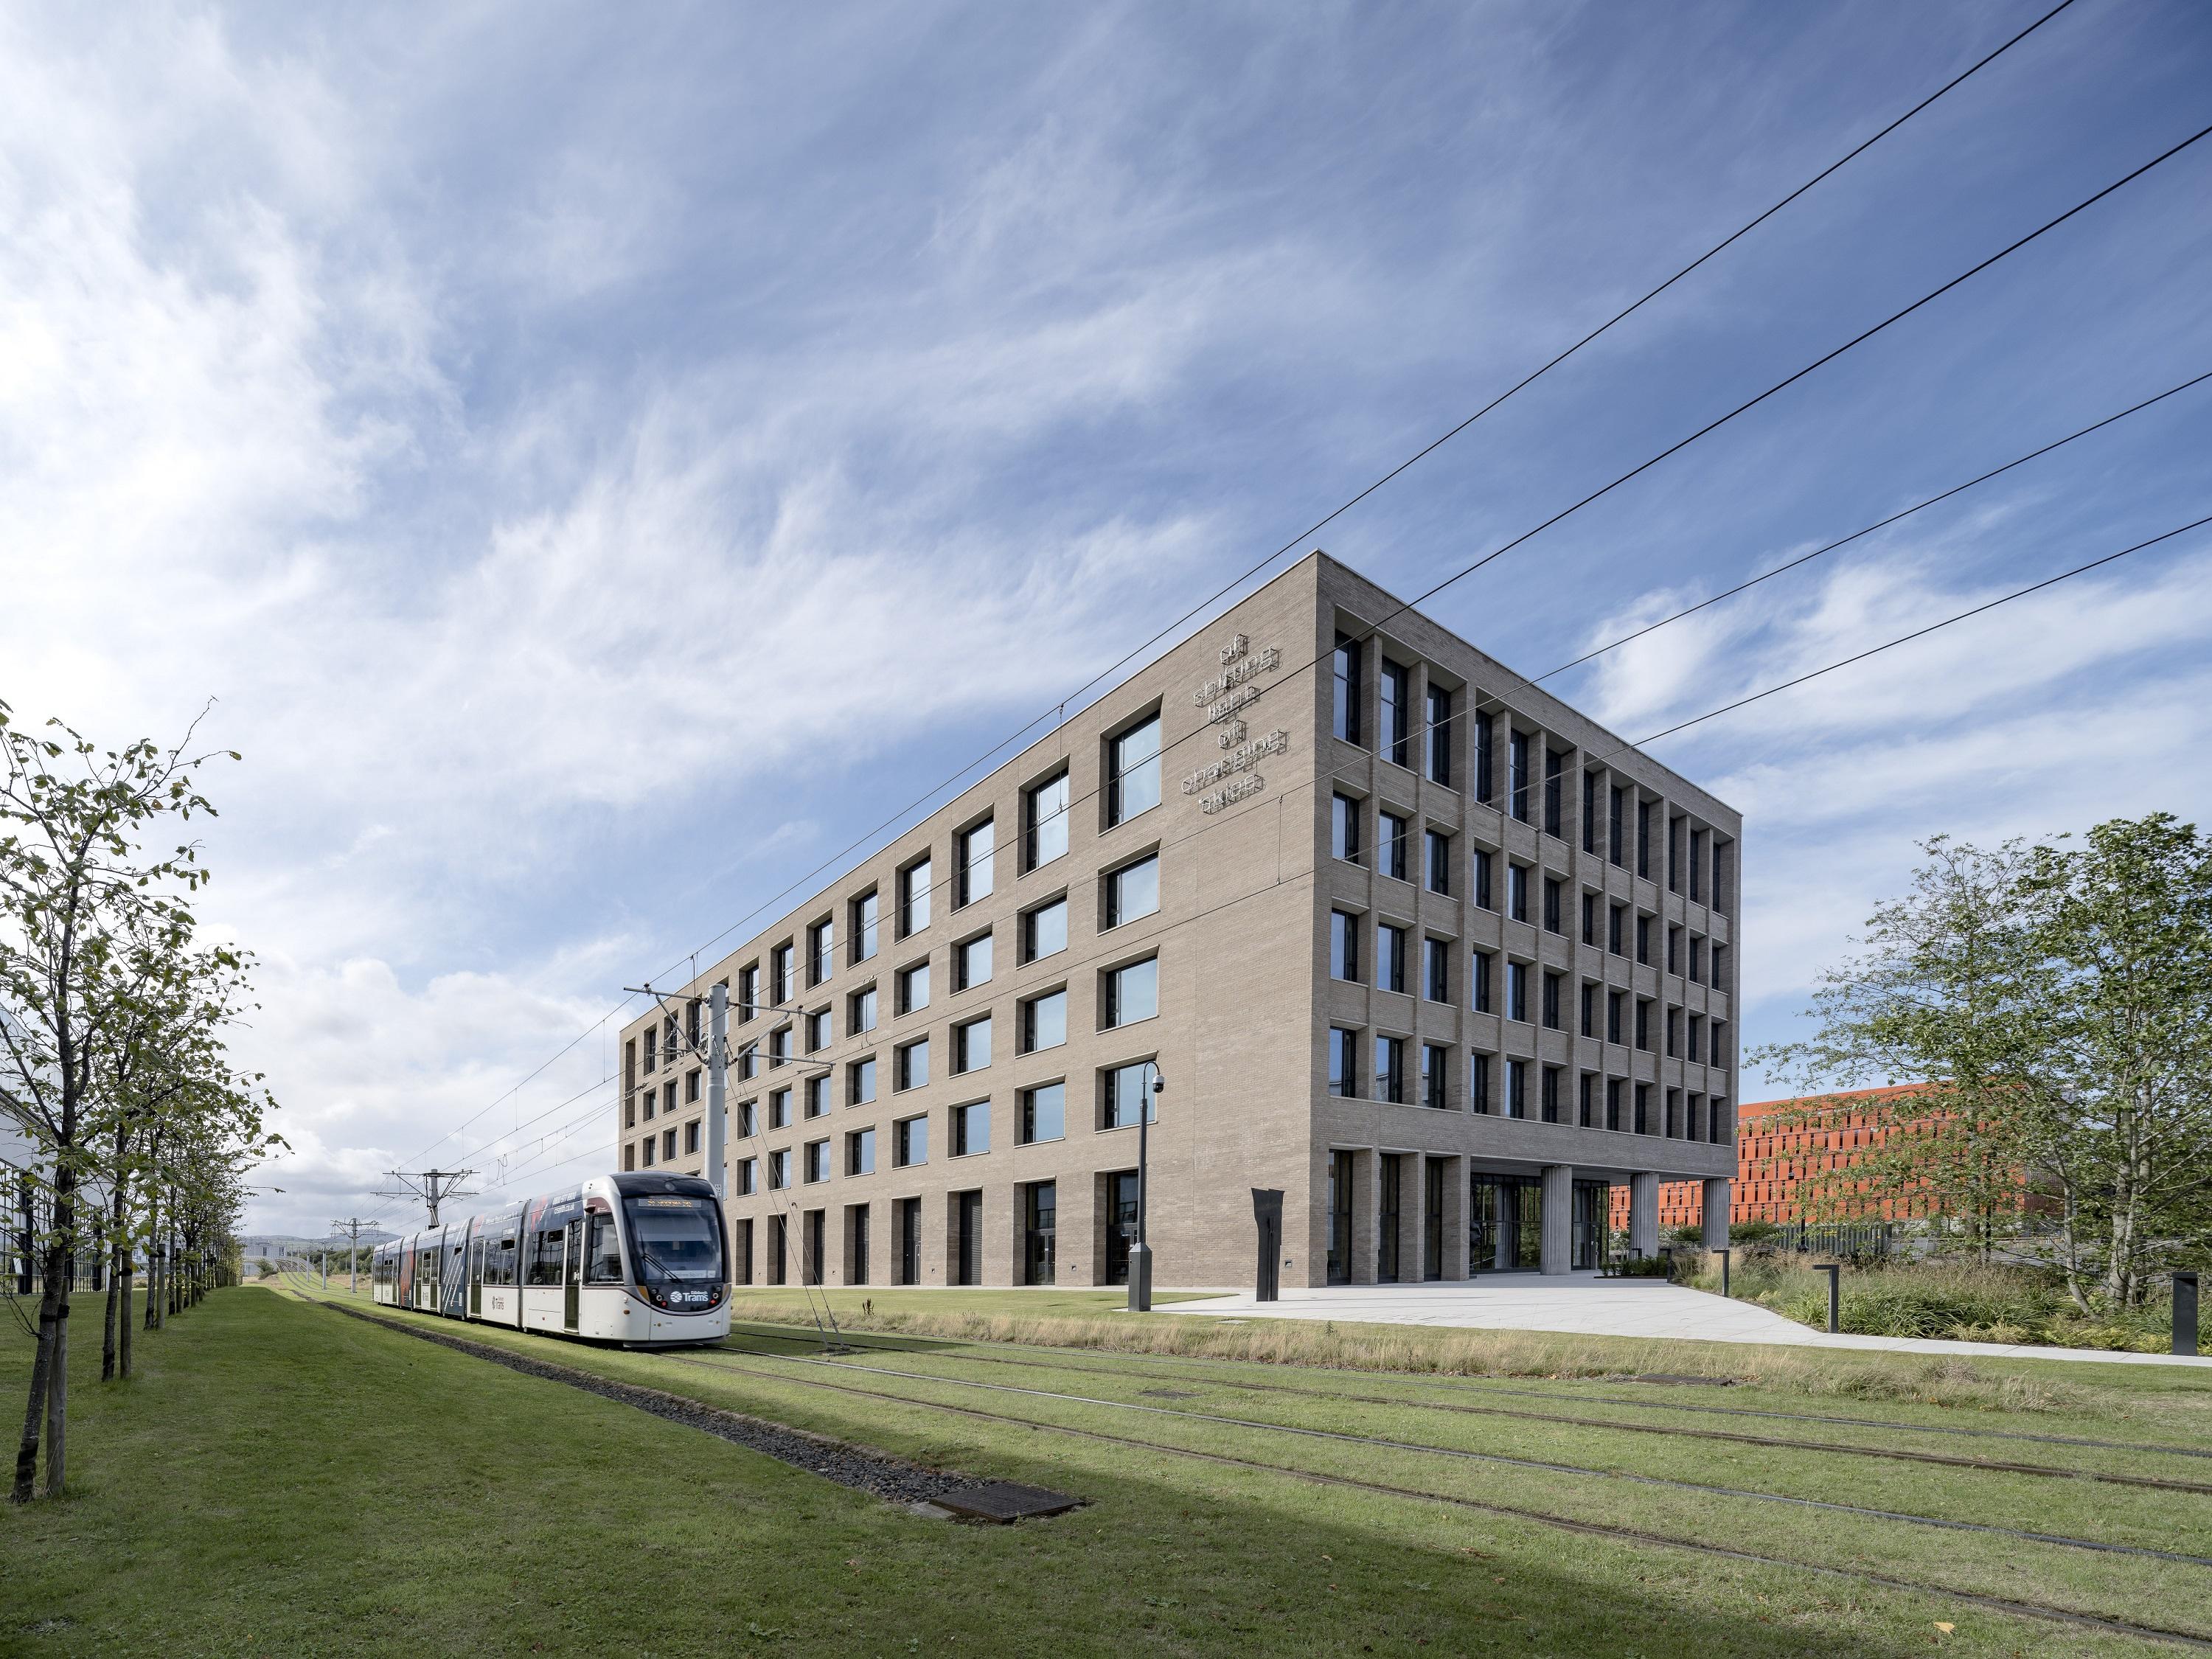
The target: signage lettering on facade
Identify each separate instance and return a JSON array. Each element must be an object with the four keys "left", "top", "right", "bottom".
[{"left": 1188, "top": 633, "right": 1289, "bottom": 813}]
